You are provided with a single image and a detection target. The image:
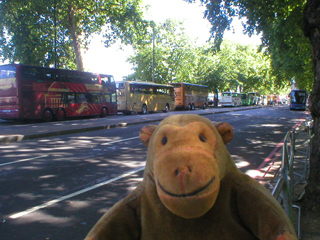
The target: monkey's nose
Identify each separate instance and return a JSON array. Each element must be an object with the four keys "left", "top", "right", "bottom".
[
  {"left": 174, "top": 166, "right": 192, "bottom": 176},
  {"left": 175, "top": 166, "right": 193, "bottom": 192}
]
